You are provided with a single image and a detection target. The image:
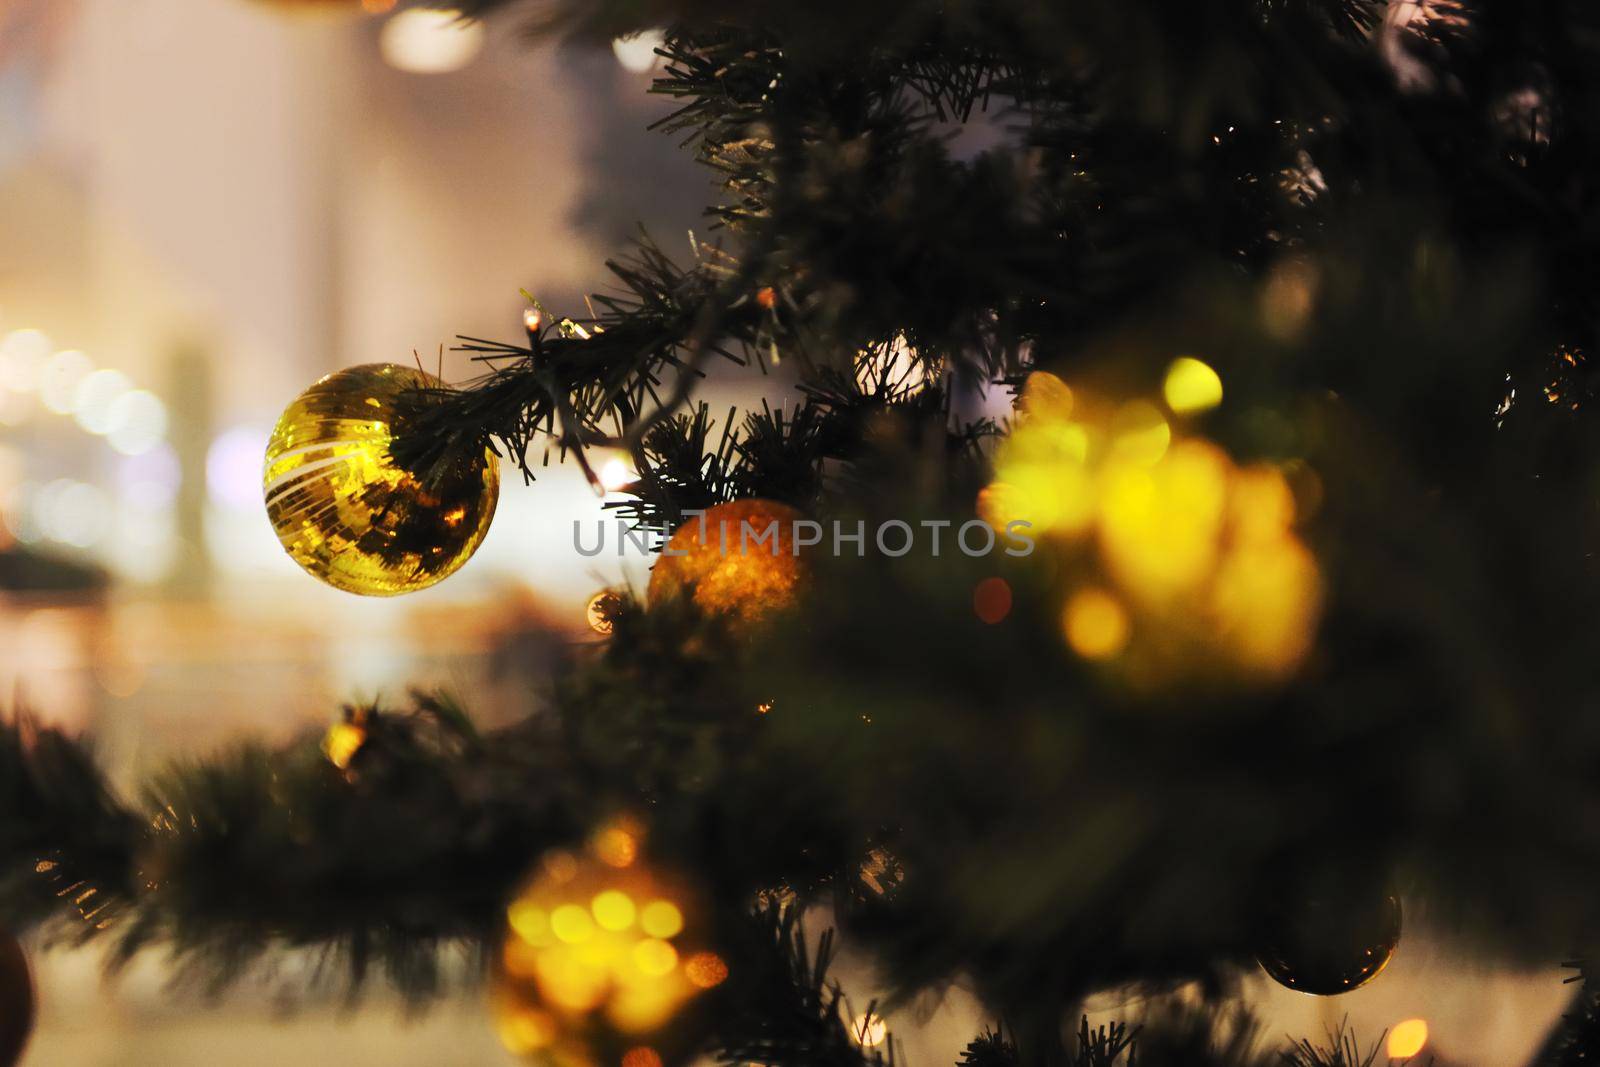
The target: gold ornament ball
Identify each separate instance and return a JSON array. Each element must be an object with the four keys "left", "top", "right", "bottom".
[
  {"left": 1256, "top": 894, "right": 1401, "bottom": 996},
  {"left": 0, "top": 932, "right": 33, "bottom": 1067},
  {"left": 264, "top": 363, "right": 499, "bottom": 596},
  {"left": 493, "top": 823, "right": 728, "bottom": 1067},
  {"left": 647, "top": 500, "right": 808, "bottom": 623},
  {"left": 587, "top": 591, "right": 625, "bottom": 635}
]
